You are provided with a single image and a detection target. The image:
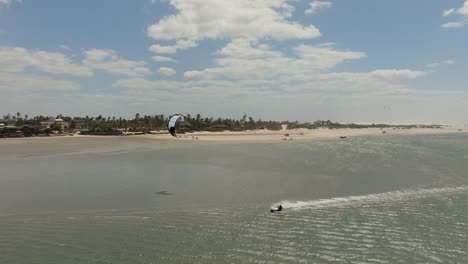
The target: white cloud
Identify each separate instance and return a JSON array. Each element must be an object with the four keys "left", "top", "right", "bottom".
[
  {"left": 0, "top": 46, "right": 83, "bottom": 91},
  {"left": 425, "top": 59, "right": 456, "bottom": 69},
  {"left": 184, "top": 39, "right": 366, "bottom": 80},
  {"left": 0, "top": 0, "right": 21, "bottom": 7},
  {"left": 444, "top": 59, "right": 456, "bottom": 65},
  {"left": 295, "top": 43, "right": 366, "bottom": 70},
  {"left": 443, "top": 8, "right": 455, "bottom": 17},
  {"left": 82, "top": 49, "right": 151, "bottom": 77},
  {"left": 152, "top": 56, "right": 177, "bottom": 62},
  {"left": 0, "top": 47, "right": 152, "bottom": 78},
  {"left": 115, "top": 39, "right": 426, "bottom": 103},
  {"left": 158, "top": 67, "right": 176, "bottom": 76},
  {"left": 444, "top": 1, "right": 468, "bottom": 16},
  {"left": 459, "top": 1, "right": 468, "bottom": 16},
  {"left": 0, "top": 72, "right": 79, "bottom": 91},
  {"left": 113, "top": 78, "right": 181, "bottom": 90},
  {"left": 370, "top": 69, "right": 426, "bottom": 80},
  {"left": 0, "top": 47, "right": 93, "bottom": 76},
  {"left": 149, "top": 39, "right": 197, "bottom": 54},
  {"left": 216, "top": 39, "right": 281, "bottom": 59},
  {"left": 82, "top": 49, "right": 114, "bottom": 61},
  {"left": 441, "top": 21, "right": 466, "bottom": 28},
  {"left": 147, "top": 0, "right": 321, "bottom": 53},
  {"left": 425, "top": 62, "right": 440, "bottom": 68},
  {"left": 0, "top": 46, "right": 154, "bottom": 93},
  {"left": 441, "top": 1, "right": 468, "bottom": 28},
  {"left": 58, "top": 44, "right": 71, "bottom": 51},
  {"left": 305, "top": 0, "right": 332, "bottom": 15},
  {"left": 149, "top": 45, "right": 177, "bottom": 54}
]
